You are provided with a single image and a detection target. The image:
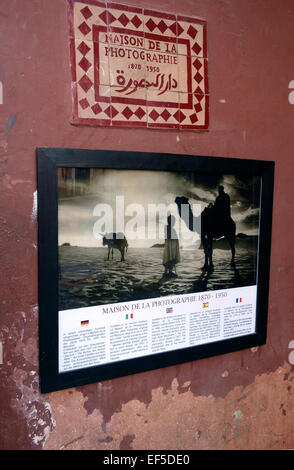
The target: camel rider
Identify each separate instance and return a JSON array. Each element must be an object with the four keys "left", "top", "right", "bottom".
[{"left": 214, "top": 185, "right": 231, "bottom": 219}]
